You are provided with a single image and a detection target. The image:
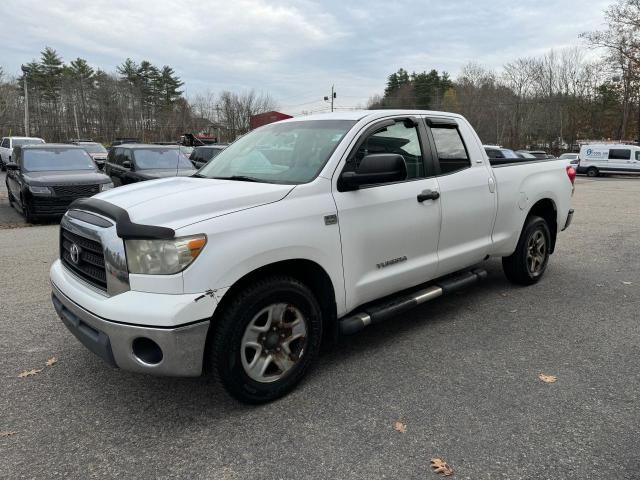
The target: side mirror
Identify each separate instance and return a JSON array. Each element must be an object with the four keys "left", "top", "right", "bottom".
[
  {"left": 339, "top": 153, "right": 407, "bottom": 191},
  {"left": 6, "top": 162, "right": 19, "bottom": 171},
  {"left": 122, "top": 160, "right": 132, "bottom": 169}
]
